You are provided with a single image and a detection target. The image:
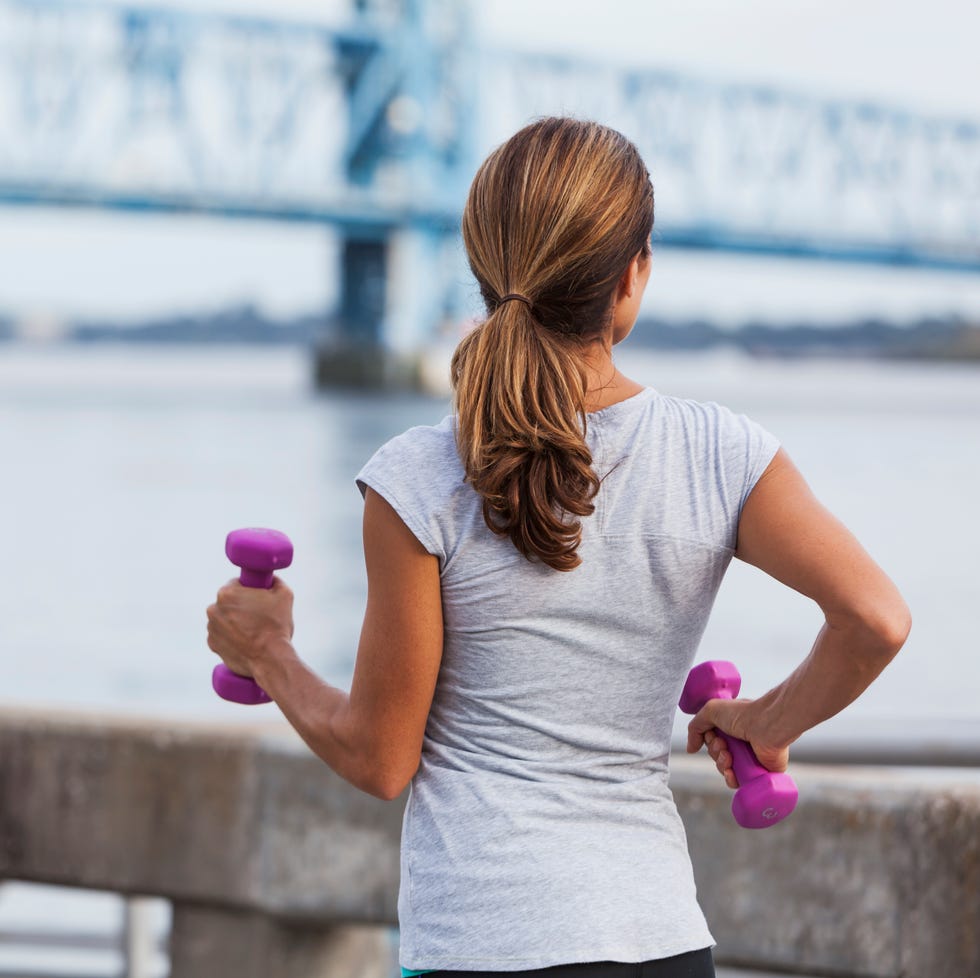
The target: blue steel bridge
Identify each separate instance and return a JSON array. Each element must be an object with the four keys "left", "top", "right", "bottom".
[{"left": 1, "top": 0, "right": 979, "bottom": 378}]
